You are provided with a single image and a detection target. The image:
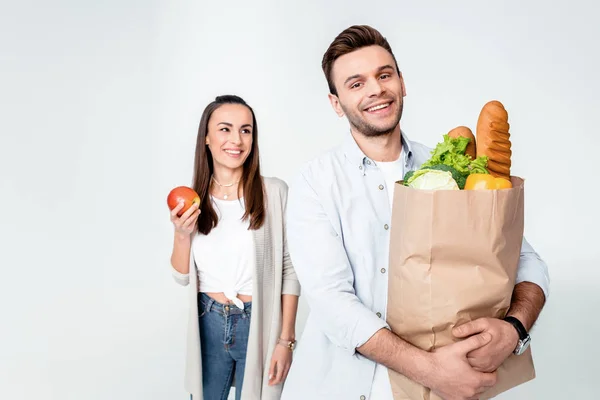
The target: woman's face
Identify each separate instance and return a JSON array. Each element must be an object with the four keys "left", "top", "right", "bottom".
[{"left": 205, "top": 103, "right": 254, "bottom": 173}]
